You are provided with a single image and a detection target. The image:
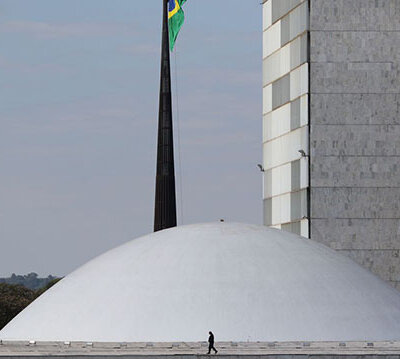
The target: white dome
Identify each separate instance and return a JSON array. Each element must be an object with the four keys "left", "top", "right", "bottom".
[{"left": 2, "top": 222, "right": 400, "bottom": 342}]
